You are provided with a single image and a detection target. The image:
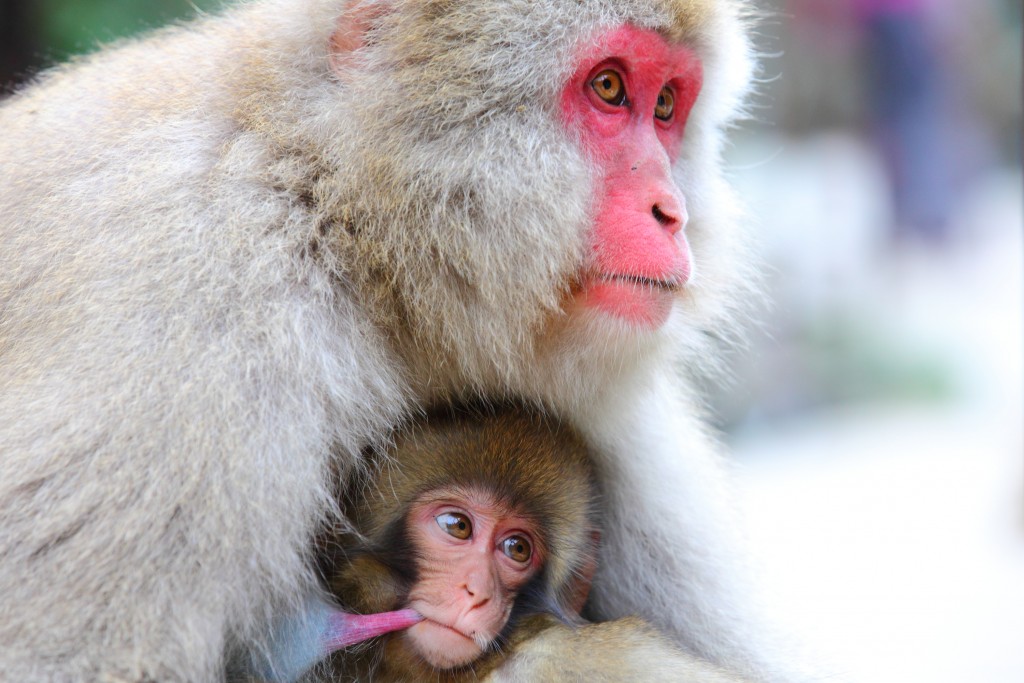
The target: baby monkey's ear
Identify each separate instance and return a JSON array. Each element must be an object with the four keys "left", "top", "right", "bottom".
[
  {"left": 566, "top": 529, "right": 601, "bottom": 615},
  {"left": 328, "top": 554, "right": 405, "bottom": 615}
]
